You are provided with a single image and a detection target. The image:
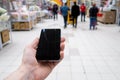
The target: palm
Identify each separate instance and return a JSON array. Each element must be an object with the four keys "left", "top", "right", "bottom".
[
  {"left": 33, "top": 62, "right": 58, "bottom": 80},
  {"left": 22, "top": 38, "right": 65, "bottom": 80}
]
